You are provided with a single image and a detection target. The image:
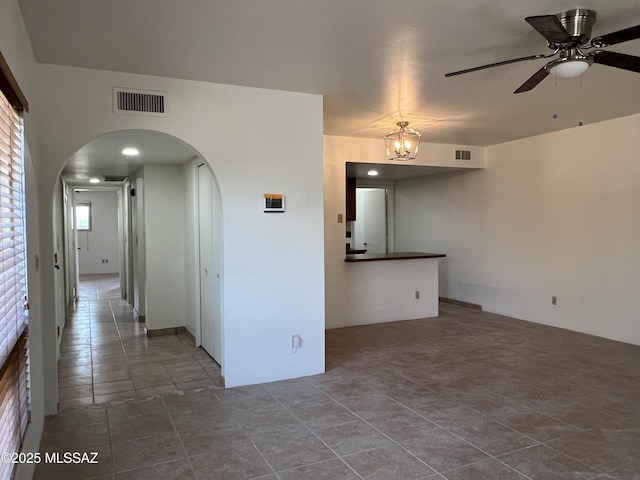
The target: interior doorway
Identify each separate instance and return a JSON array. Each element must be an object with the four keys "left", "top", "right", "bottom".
[
  {"left": 72, "top": 189, "right": 123, "bottom": 298},
  {"left": 353, "top": 186, "right": 394, "bottom": 253}
]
